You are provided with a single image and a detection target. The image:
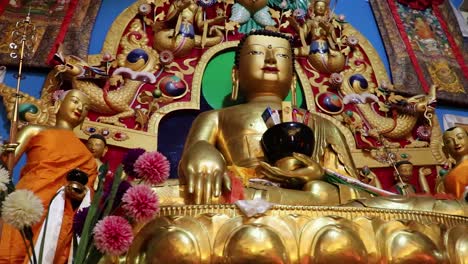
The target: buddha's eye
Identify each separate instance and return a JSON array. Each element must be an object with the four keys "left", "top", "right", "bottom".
[
  {"left": 248, "top": 50, "right": 264, "bottom": 55},
  {"left": 277, "top": 53, "right": 290, "bottom": 59}
]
